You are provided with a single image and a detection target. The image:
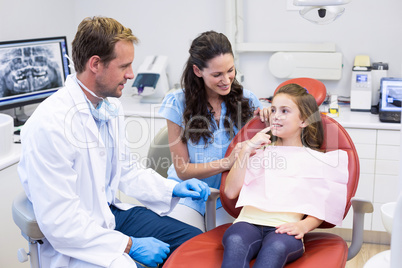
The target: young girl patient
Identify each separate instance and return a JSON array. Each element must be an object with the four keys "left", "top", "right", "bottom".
[{"left": 221, "top": 83, "right": 349, "bottom": 268}]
